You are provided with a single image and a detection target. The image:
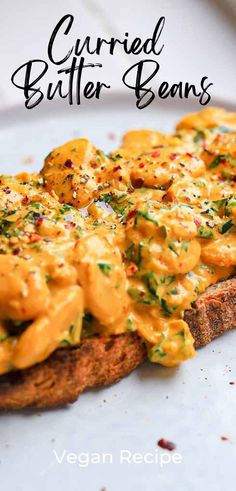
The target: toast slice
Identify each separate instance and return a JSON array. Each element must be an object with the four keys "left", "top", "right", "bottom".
[
  {"left": 0, "top": 333, "right": 146, "bottom": 410},
  {"left": 0, "top": 278, "right": 235, "bottom": 410},
  {"left": 184, "top": 277, "right": 236, "bottom": 348}
]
